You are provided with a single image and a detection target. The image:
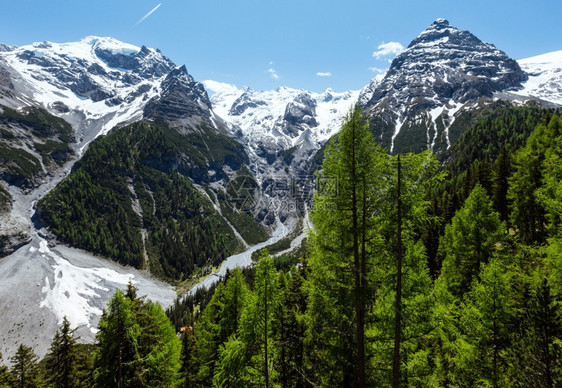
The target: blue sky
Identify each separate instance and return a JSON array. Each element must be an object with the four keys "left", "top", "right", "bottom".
[{"left": 2, "top": 0, "right": 561, "bottom": 92}]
